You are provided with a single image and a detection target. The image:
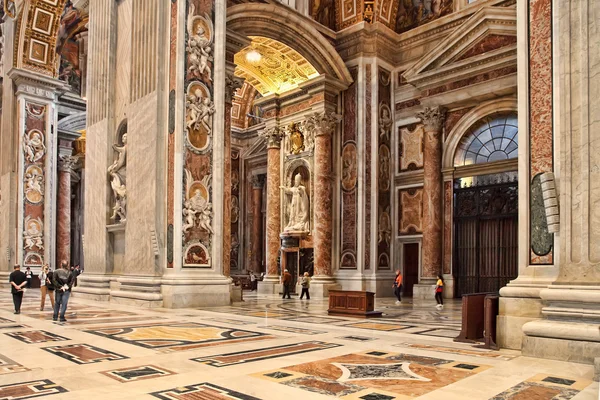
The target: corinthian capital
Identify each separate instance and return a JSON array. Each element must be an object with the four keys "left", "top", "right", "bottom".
[
  {"left": 303, "top": 112, "right": 342, "bottom": 137},
  {"left": 417, "top": 106, "right": 446, "bottom": 132},
  {"left": 58, "top": 155, "right": 79, "bottom": 173},
  {"left": 258, "top": 126, "right": 284, "bottom": 149},
  {"left": 225, "top": 73, "right": 244, "bottom": 104}
]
